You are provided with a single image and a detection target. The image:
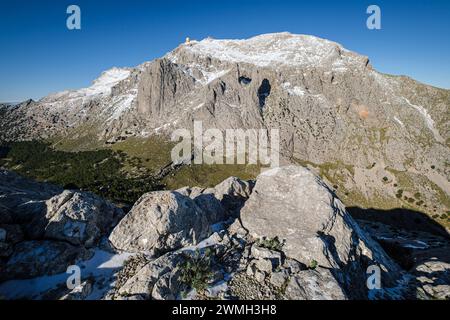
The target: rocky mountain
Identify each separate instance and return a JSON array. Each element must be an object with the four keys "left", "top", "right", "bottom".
[
  {"left": 0, "top": 32, "right": 448, "bottom": 228},
  {"left": 0, "top": 166, "right": 448, "bottom": 300},
  {"left": 0, "top": 33, "right": 449, "bottom": 299}
]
